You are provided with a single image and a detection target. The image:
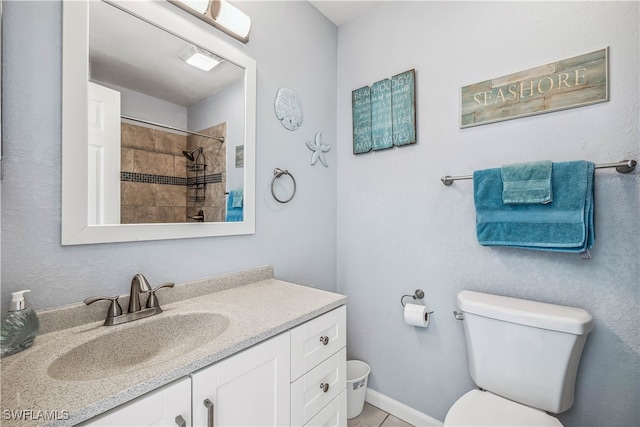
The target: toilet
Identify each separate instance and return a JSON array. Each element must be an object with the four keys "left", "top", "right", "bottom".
[{"left": 444, "top": 290, "right": 593, "bottom": 426}]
